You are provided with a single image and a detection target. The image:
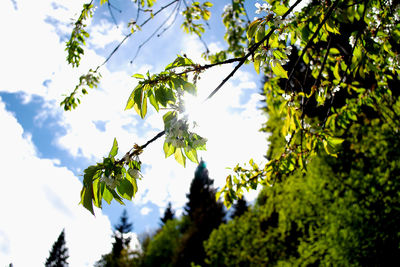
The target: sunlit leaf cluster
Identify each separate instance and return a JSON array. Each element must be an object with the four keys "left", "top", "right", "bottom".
[
  {"left": 60, "top": 69, "right": 101, "bottom": 111},
  {"left": 181, "top": 2, "right": 213, "bottom": 36},
  {"left": 65, "top": 2, "right": 94, "bottom": 67},
  {"left": 80, "top": 138, "right": 142, "bottom": 215}
]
